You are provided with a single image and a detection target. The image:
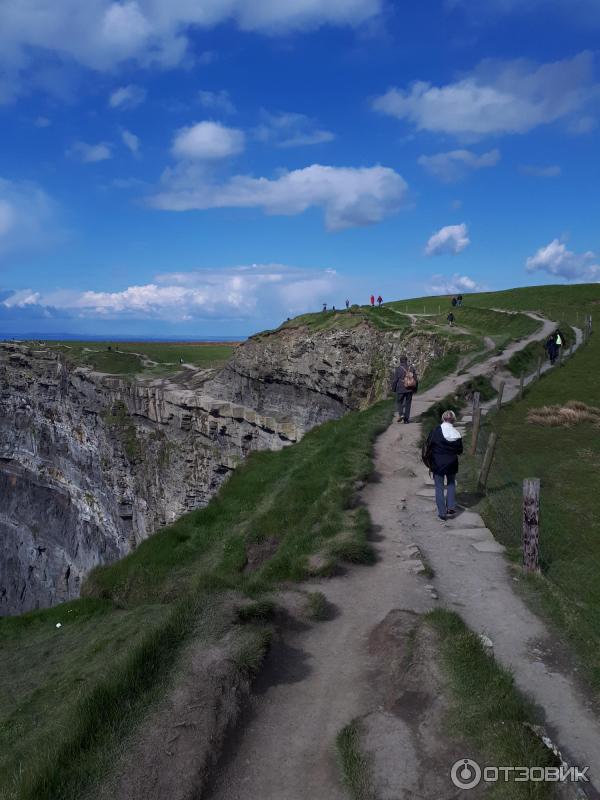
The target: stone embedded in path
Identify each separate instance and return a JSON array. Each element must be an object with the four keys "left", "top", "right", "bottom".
[
  {"left": 471, "top": 541, "right": 506, "bottom": 554},
  {"left": 445, "top": 527, "right": 495, "bottom": 542},
  {"left": 447, "top": 511, "right": 486, "bottom": 528},
  {"left": 416, "top": 488, "right": 436, "bottom": 498}
]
